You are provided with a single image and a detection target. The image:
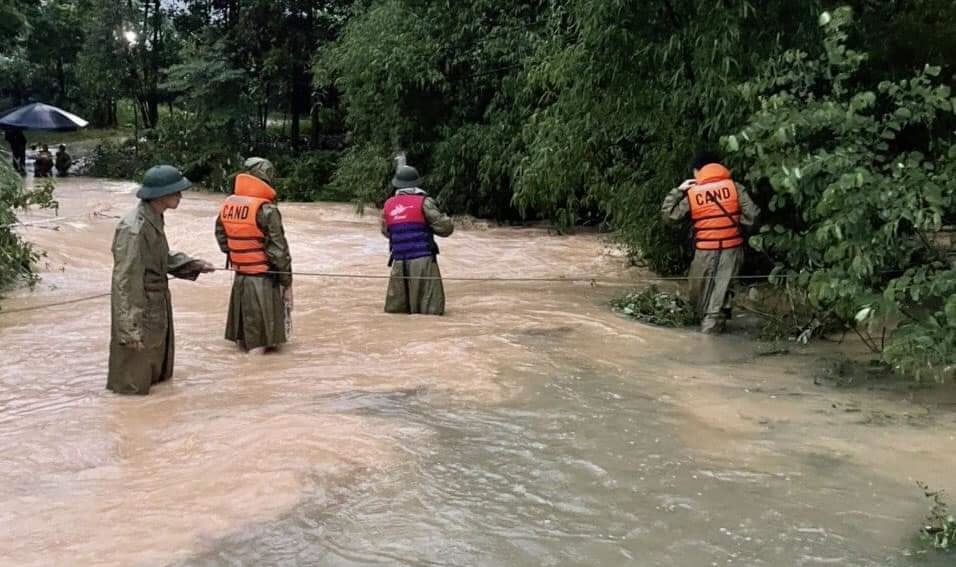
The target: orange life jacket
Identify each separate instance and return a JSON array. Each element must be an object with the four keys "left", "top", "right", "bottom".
[
  {"left": 218, "top": 173, "right": 277, "bottom": 275},
  {"left": 687, "top": 163, "right": 744, "bottom": 251}
]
